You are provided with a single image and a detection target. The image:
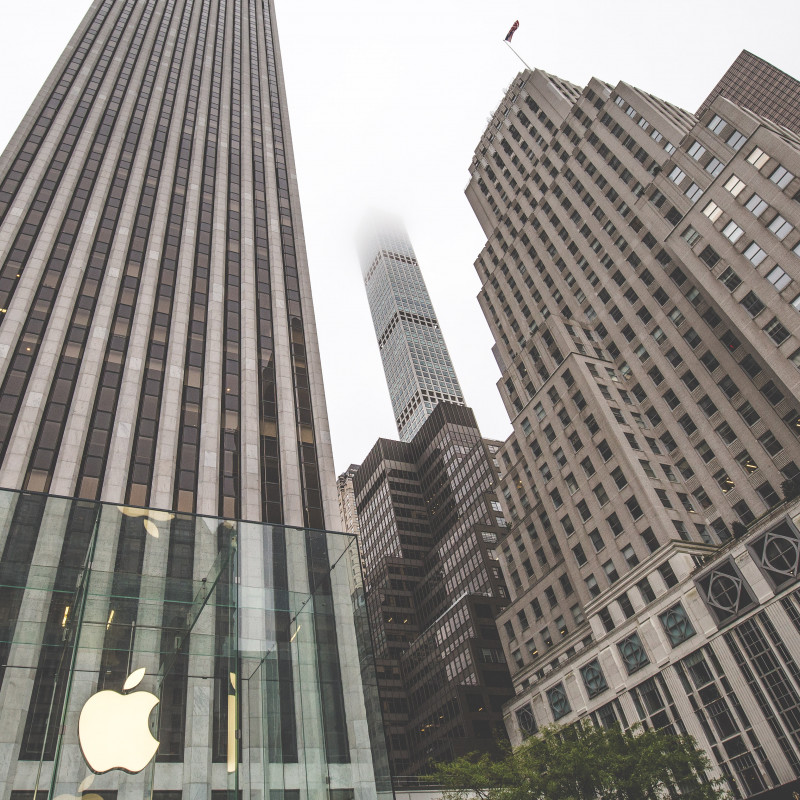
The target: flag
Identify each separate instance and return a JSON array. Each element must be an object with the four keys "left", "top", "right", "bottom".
[{"left": 505, "top": 20, "right": 519, "bottom": 42}]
